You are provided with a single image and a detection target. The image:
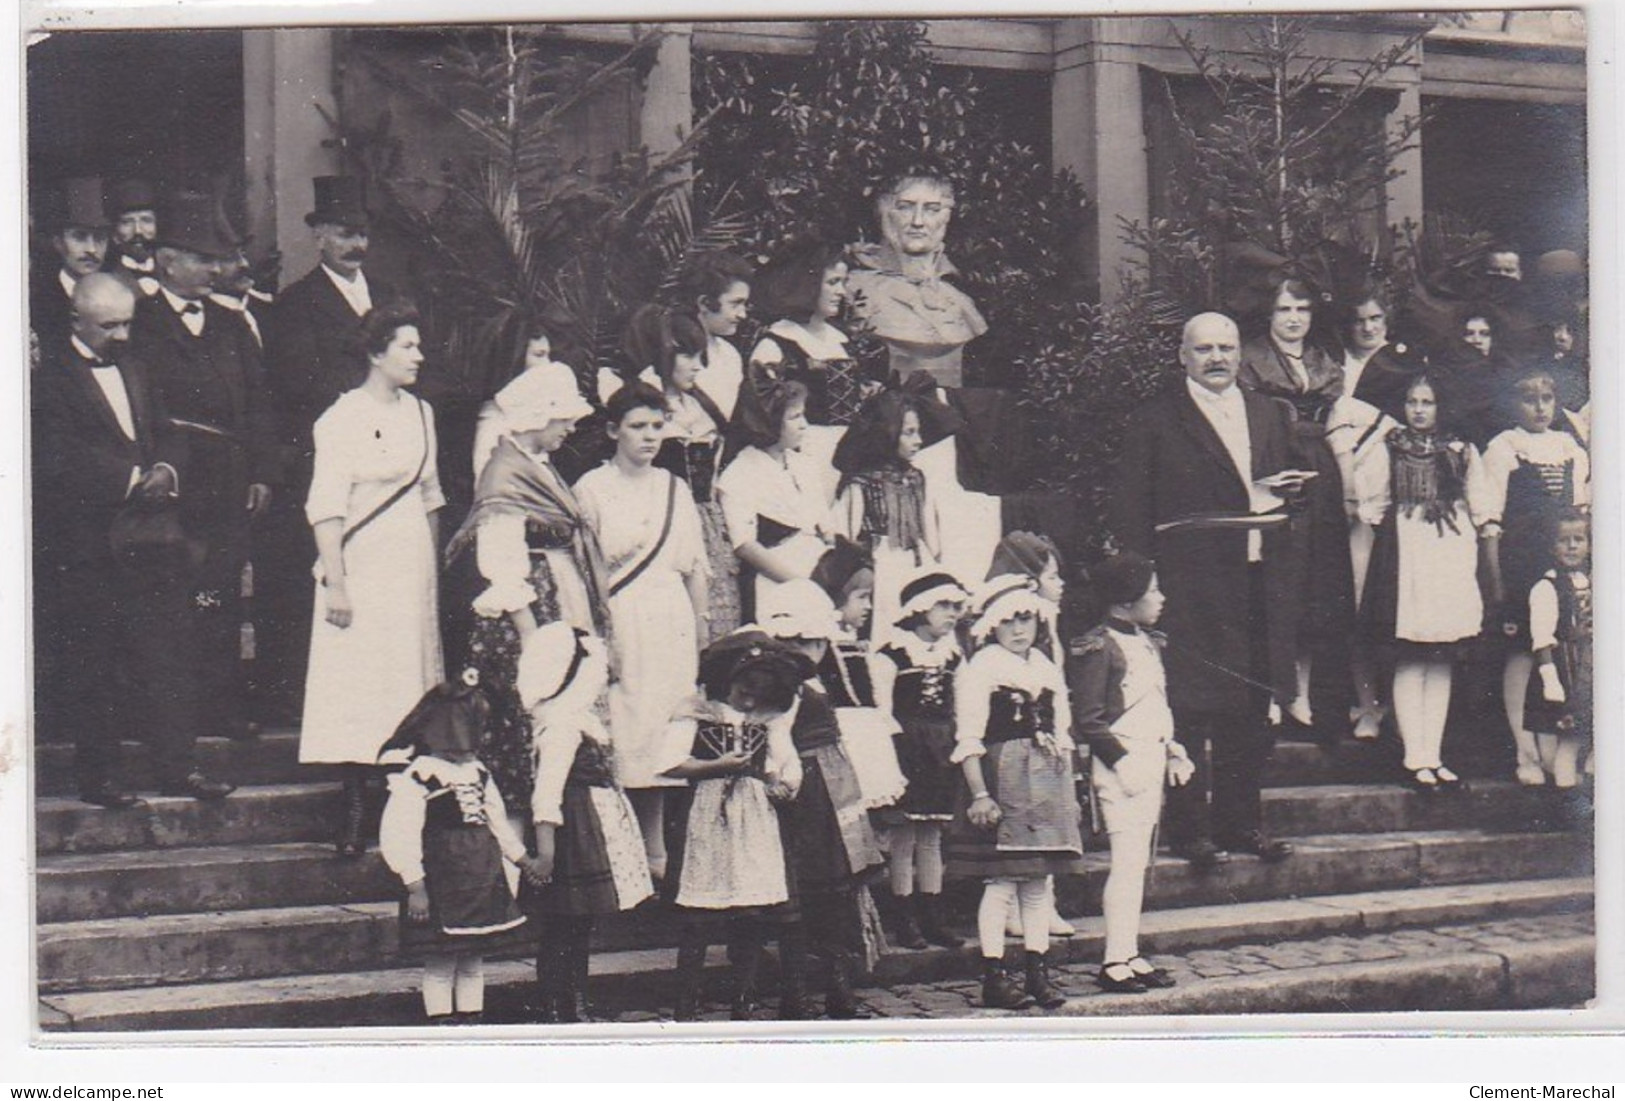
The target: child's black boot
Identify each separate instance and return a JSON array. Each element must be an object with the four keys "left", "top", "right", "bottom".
[
  {"left": 1024, "top": 951, "right": 1067, "bottom": 1010},
  {"left": 882, "top": 890, "right": 927, "bottom": 950},
  {"left": 980, "top": 957, "right": 1034, "bottom": 1010},
  {"left": 823, "top": 948, "right": 868, "bottom": 1020},
  {"left": 915, "top": 893, "right": 964, "bottom": 949},
  {"left": 672, "top": 928, "right": 707, "bottom": 1022}
]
